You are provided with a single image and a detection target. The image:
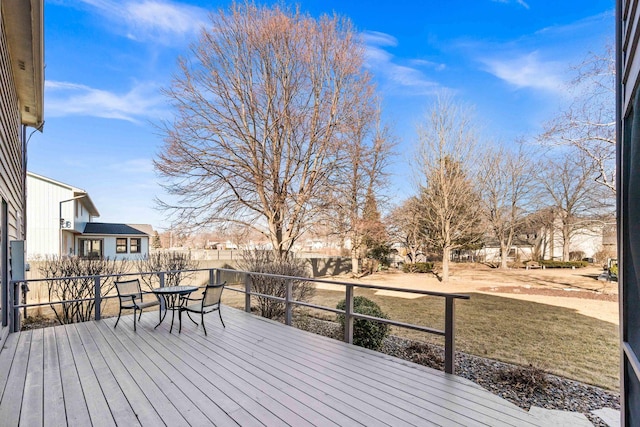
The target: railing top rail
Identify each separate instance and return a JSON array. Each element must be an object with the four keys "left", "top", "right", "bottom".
[
  {"left": 218, "top": 268, "right": 471, "bottom": 300},
  {"left": 11, "top": 266, "right": 470, "bottom": 300},
  {"left": 9, "top": 267, "right": 209, "bottom": 284}
]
